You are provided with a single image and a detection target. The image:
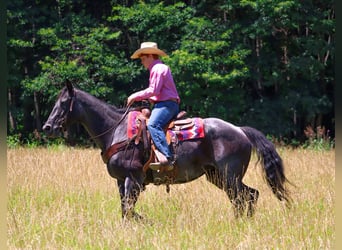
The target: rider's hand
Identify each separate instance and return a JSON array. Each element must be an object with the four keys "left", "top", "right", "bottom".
[{"left": 127, "top": 95, "right": 135, "bottom": 106}]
